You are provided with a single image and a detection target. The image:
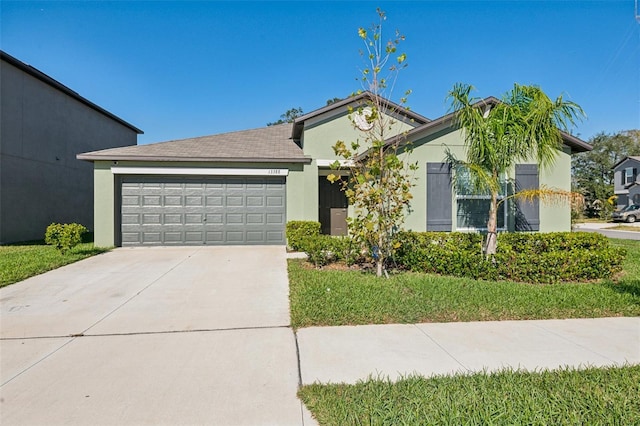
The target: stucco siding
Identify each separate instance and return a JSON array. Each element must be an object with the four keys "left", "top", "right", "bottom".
[
  {"left": 403, "top": 127, "right": 573, "bottom": 232},
  {"left": 0, "top": 59, "right": 138, "bottom": 244},
  {"left": 538, "top": 148, "right": 572, "bottom": 232}
]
